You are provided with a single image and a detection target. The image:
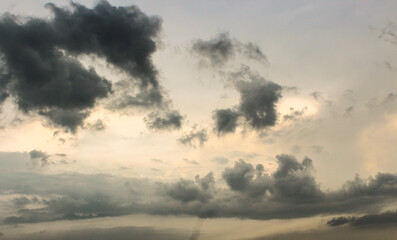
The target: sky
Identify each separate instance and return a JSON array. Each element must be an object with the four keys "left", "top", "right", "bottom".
[{"left": 0, "top": 0, "right": 397, "bottom": 239}]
